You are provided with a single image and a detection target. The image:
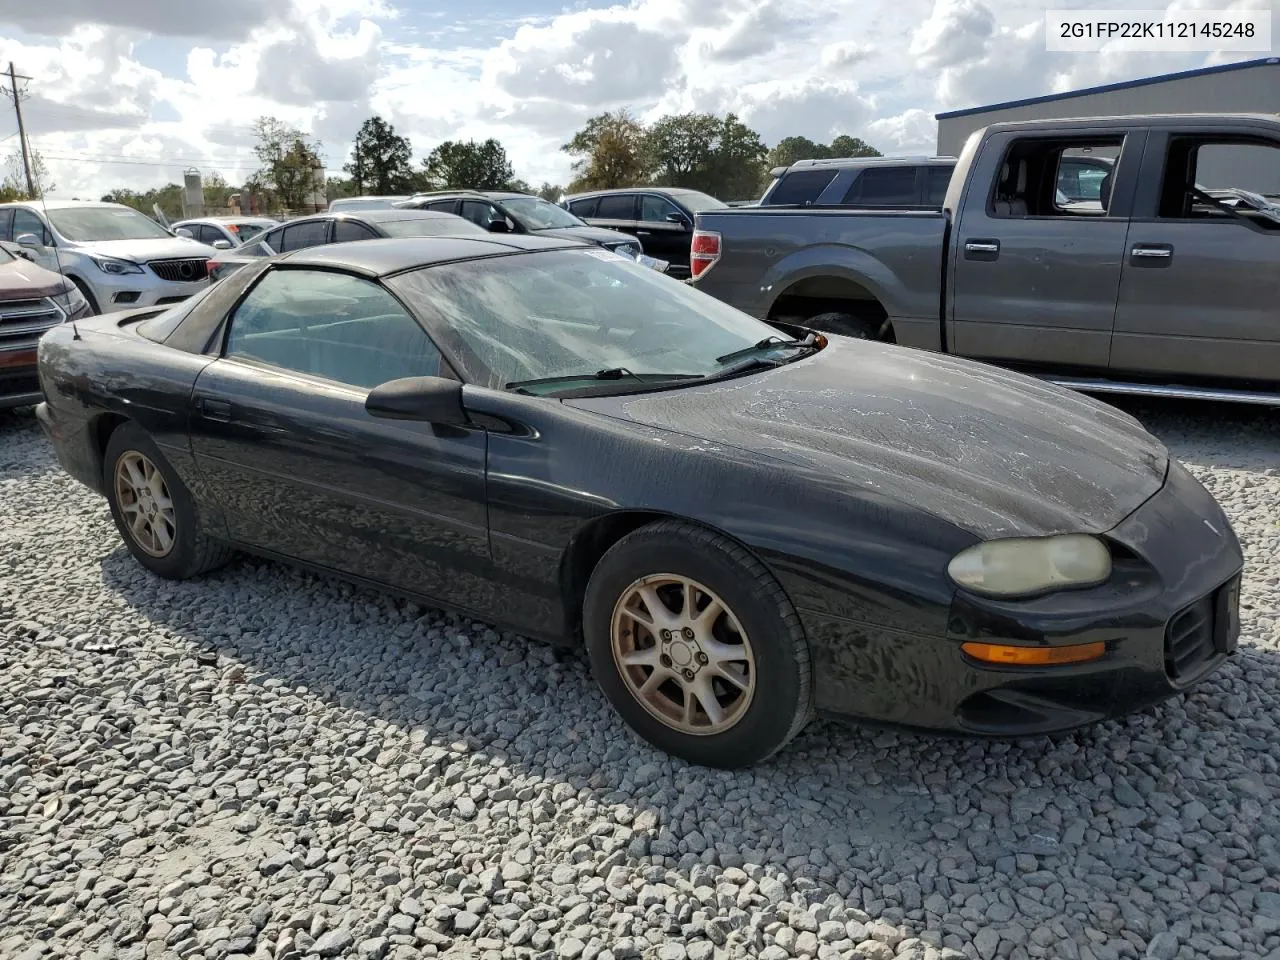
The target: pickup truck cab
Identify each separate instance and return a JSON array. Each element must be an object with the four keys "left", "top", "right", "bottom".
[{"left": 691, "top": 114, "right": 1280, "bottom": 404}]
